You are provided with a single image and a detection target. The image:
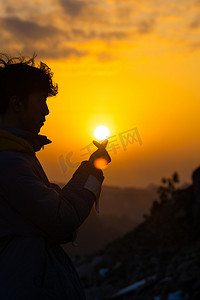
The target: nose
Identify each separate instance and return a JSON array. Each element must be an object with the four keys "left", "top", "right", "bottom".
[{"left": 44, "top": 102, "right": 49, "bottom": 116}]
